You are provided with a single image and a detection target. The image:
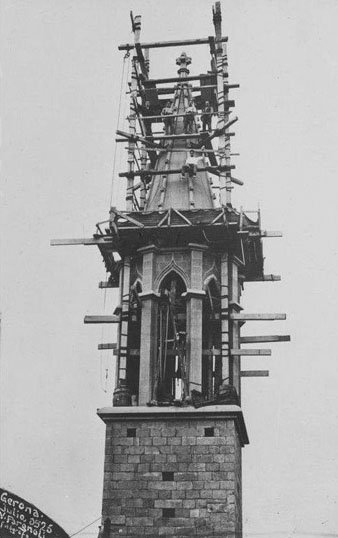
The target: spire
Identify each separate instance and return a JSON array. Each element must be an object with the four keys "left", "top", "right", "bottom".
[{"left": 145, "top": 54, "right": 215, "bottom": 211}]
